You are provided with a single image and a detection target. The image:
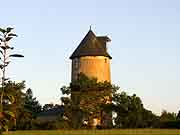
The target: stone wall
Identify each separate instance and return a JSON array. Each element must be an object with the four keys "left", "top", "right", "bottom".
[{"left": 71, "top": 56, "right": 111, "bottom": 82}]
